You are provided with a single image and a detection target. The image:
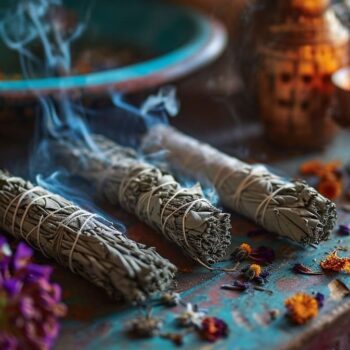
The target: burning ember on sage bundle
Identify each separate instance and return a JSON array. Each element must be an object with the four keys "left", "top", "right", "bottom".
[
  {"left": 0, "top": 236, "right": 66, "bottom": 350},
  {"left": 0, "top": 171, "right": 176, "bottom": 302},
  {"left": 142, "top": 125, "right": 337, "bottom": 246},
  {"left": 53, "top": 135, "right": 232, "bottom": 267}
]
